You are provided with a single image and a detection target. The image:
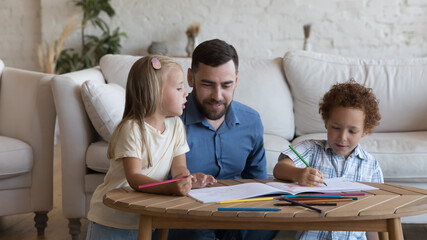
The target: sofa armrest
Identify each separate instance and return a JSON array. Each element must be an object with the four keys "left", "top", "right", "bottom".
[
  {"left": 0, "top": 67, "right": 56, "bottom": 210},
  {"left": 52, "top": 67, "right": 105, "bottom": 218}
]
